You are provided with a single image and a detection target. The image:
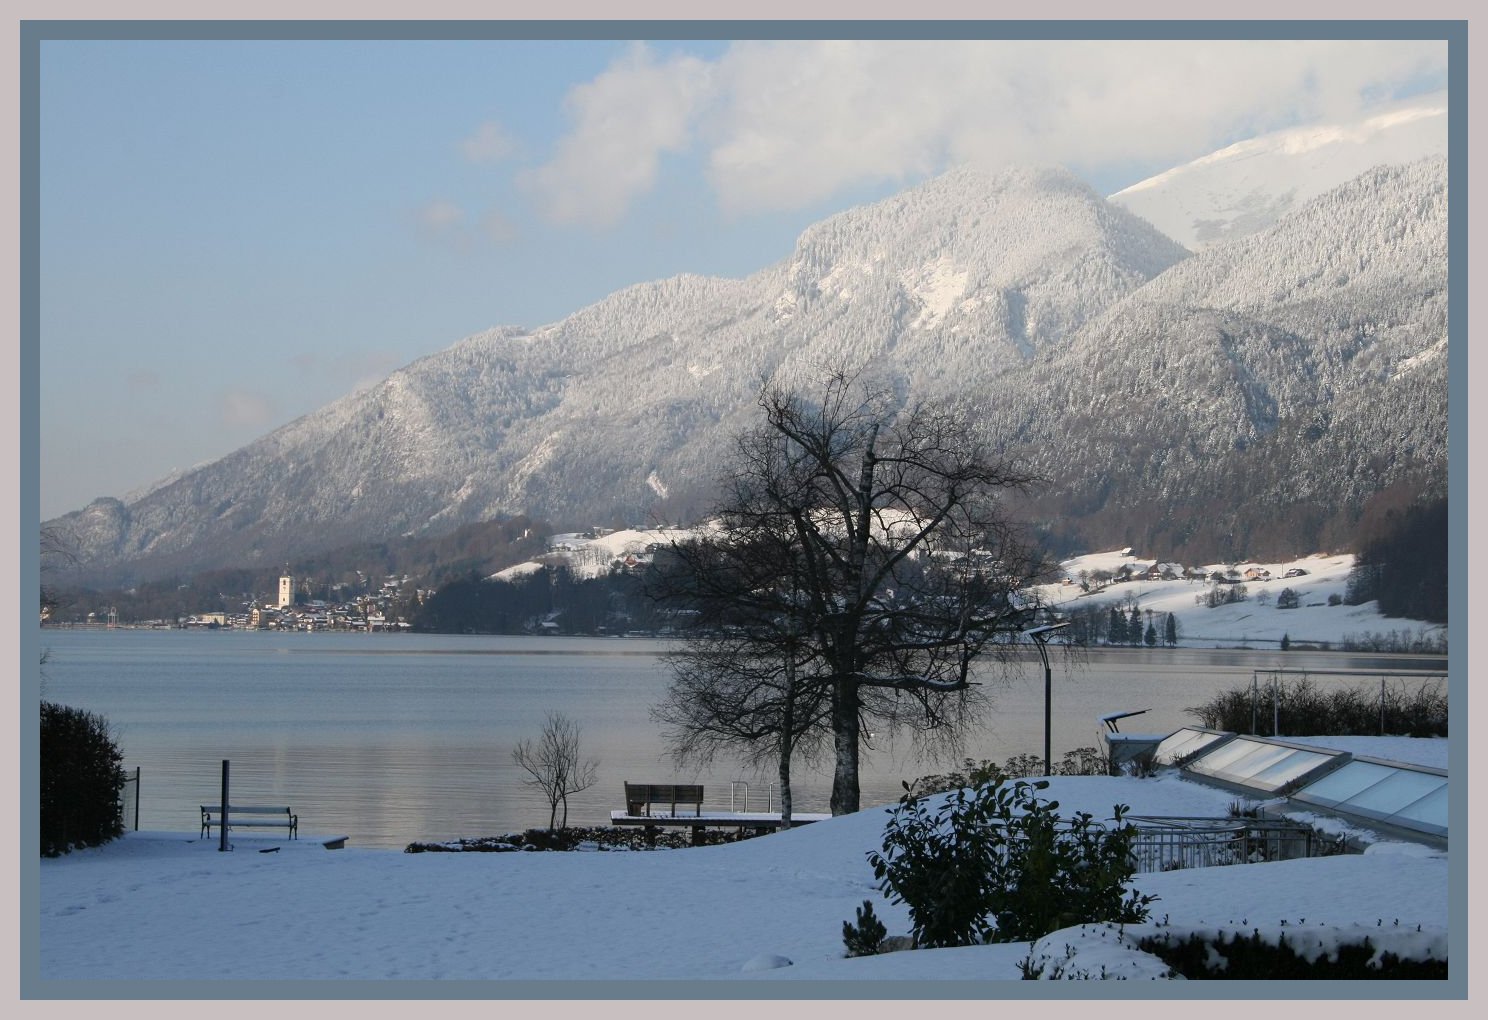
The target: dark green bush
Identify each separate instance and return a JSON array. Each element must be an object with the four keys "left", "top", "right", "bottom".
[
  {"left": 1137, "top": 929, "right": 1448, "bottom": 979},
  {"left": 842, "top": 899, "right": 888, "bottom": 957},
  {"left": 40, "top": 701, "right": 126, "bottom": 857},
  {"left": 867, "top": 778, "right": 1156, "bottom": 948}
]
